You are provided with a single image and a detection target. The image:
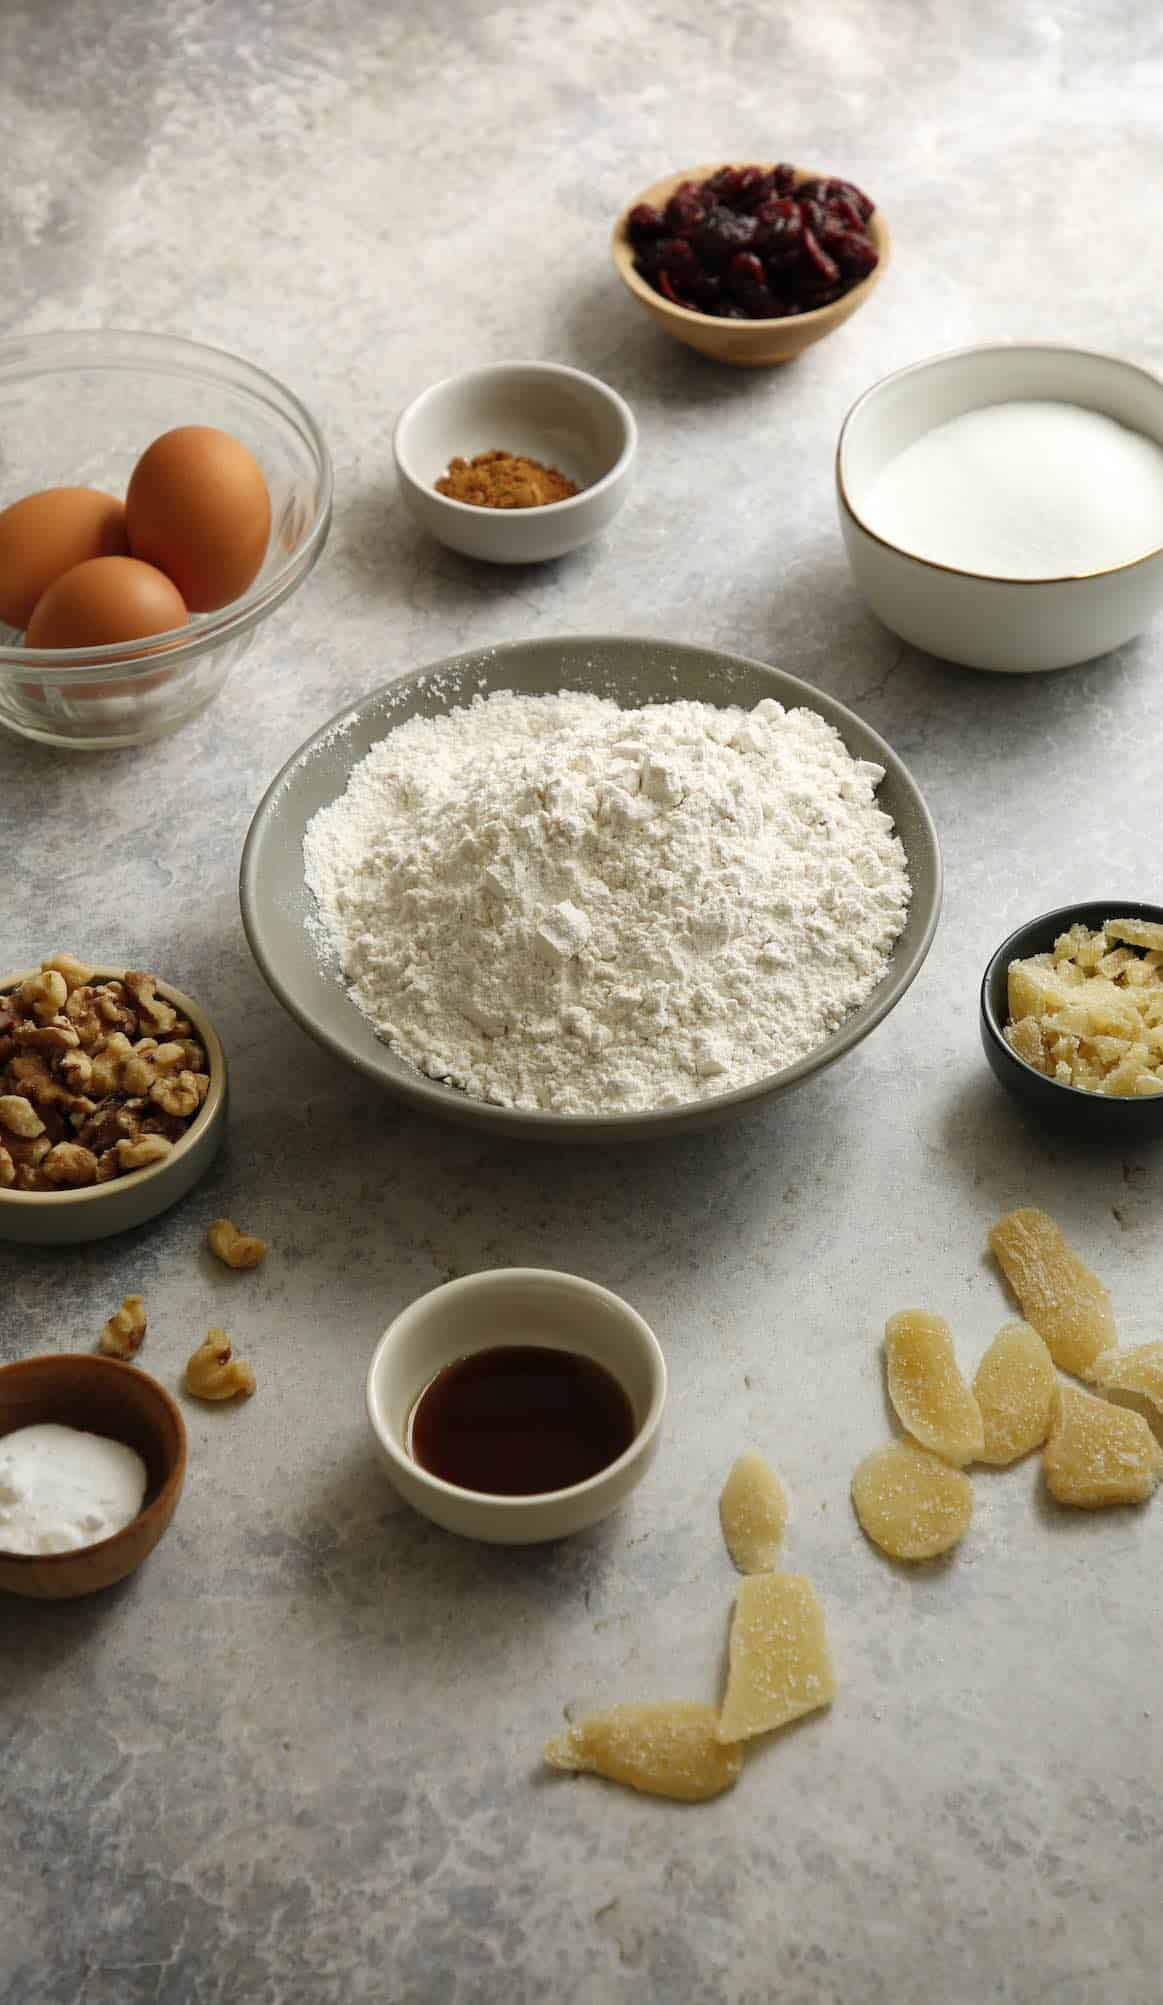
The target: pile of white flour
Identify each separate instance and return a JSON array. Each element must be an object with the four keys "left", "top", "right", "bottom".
[{"left": 303, "top": 688, "right": 911, "bottom": 1114}]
